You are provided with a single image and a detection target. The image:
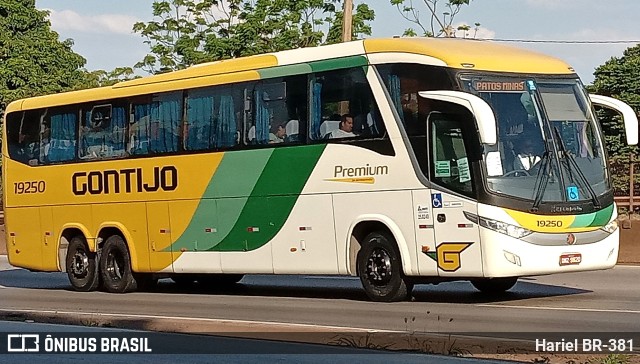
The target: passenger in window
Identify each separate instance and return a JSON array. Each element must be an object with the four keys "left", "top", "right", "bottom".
[
  {"left": 269, "top": 123, "right": 286, "bottom": 144},
  {"left": 329, "top": 114, "right": 356, "bottom": 139}
]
